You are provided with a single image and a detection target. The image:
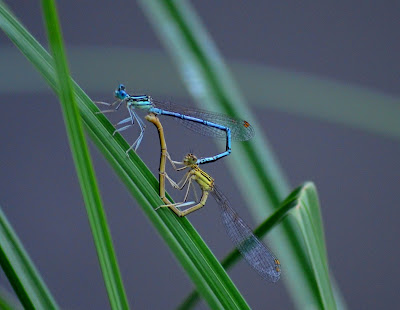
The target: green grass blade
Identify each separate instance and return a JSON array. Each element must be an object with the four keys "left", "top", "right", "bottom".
[
  {"left": 178, "top": 186, "right": 302, "bottom": 309},
  {"left": 0, "top": 298, "right": 15, "bottom": 310},
  {"left": 40, "top": 1, "right": 130, "bottom": 309},
  {"left": 290, "top": 182, "right": 337, "bottom": 309},
  {"left": 0, "top": 293, "right": 17, "bottom": 310},
  {"left": 0, "top": 3, "right": 251, "bottom": 309},
  {"left": 0, "top": 286, "right": 24, "bottom": 310},
  {"left": 0, "top": 206, "right": 59, "bottom": 310},
  {"left": 138, "top": 1, "right": 335, "bottom": 308},
  {"left": 0, "top": 289, "right": 22, "bottom": 310},
  {"left": 181, "top": 183, "right": 337, "bottom": 310}
]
